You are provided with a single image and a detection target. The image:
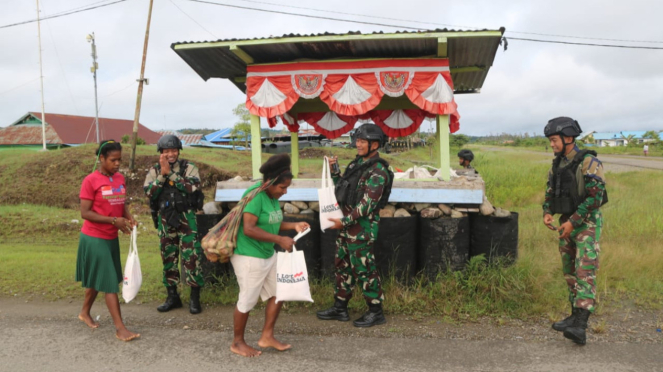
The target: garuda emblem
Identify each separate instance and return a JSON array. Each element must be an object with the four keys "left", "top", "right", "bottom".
[{"left": 294, "top": 74, "right": 323, "bottom": 96}]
